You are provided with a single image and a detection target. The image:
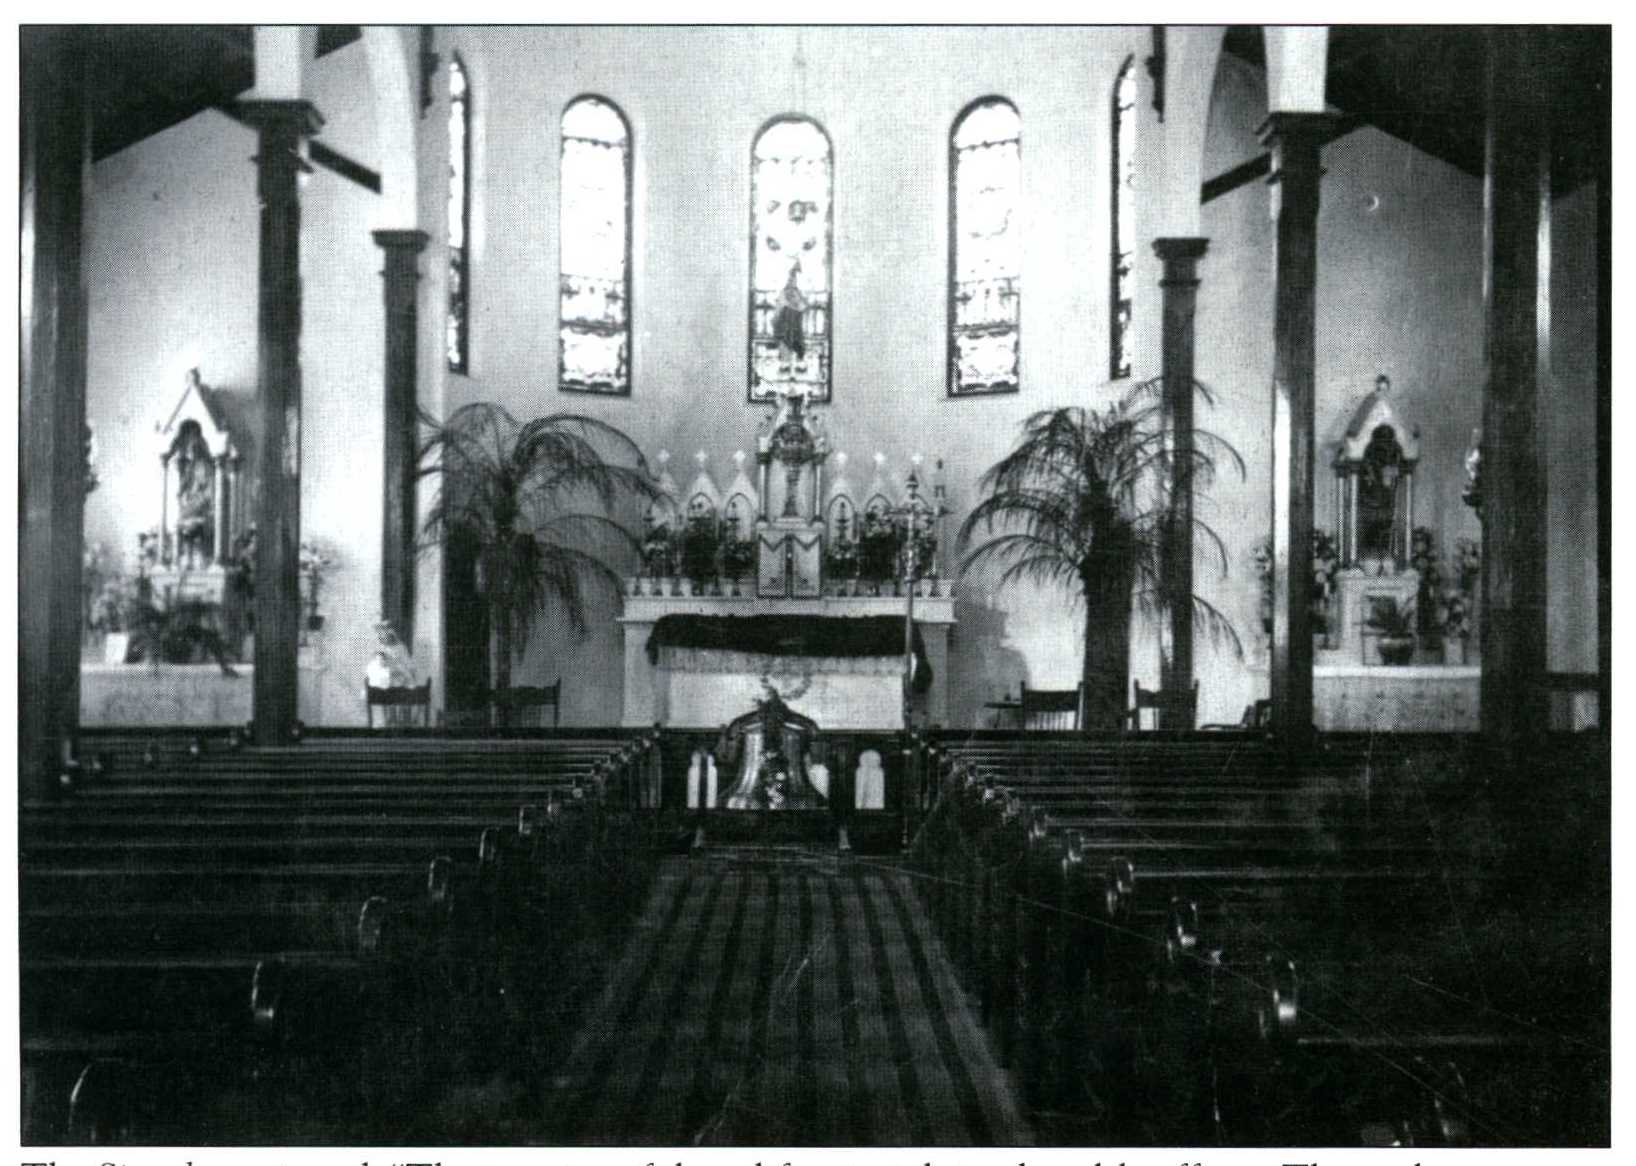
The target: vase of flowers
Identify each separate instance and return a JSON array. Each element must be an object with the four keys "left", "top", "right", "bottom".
[
  {"left": 90, "top": 574, "right": 135, "bottom": 664},
  {"left": 722, "top": 537, "right": 756, "bottom": 597},
  {"left": 1253, "top": 536, "right": 1274, "bottom": 636},
  {"left": 1410, "top": 526, "right": 1443, "bottom": 638},
  {"left": 680, "top": 511, "right": 720, "bottom": 596},
  {"left": 1311, "top": 528, "right": 1340, "bottom": 646},
  {"left": 641, "top": 521, "right": 673, "bottom": 596},
  {"left": 859, "top": 510, "right": 898, "bottom": 597},
  {"left": 298, "top": 539, "right": 334, "bottom": 633},
  {"left": 824, "top": 533, "right": 858, "bottom": 597},
  {"left": 1442, "top": 591, "right": 1472, "bottom": 664}
]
